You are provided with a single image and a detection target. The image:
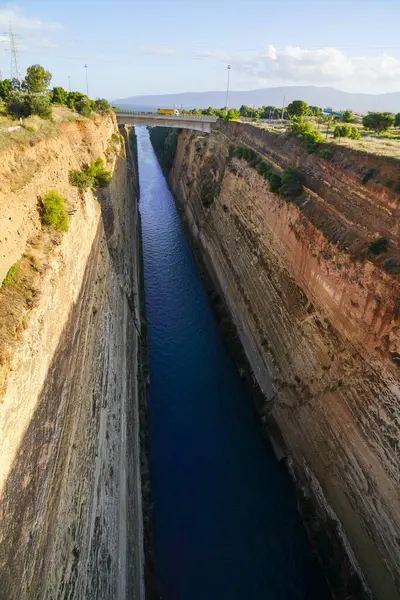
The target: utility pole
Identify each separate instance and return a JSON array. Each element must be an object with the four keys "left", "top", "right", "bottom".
[
  {"left": 4, "top": 24, "right": 20, "bottom": 83},
  {"left": 281, "top": 94, "right": 286, "bottom": 122},
  {"left": 225, "top": 64, "right": 231, "bottom": 113},
  {"left": 84, "top": 64, "right": 89, "bottom": 97}
]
